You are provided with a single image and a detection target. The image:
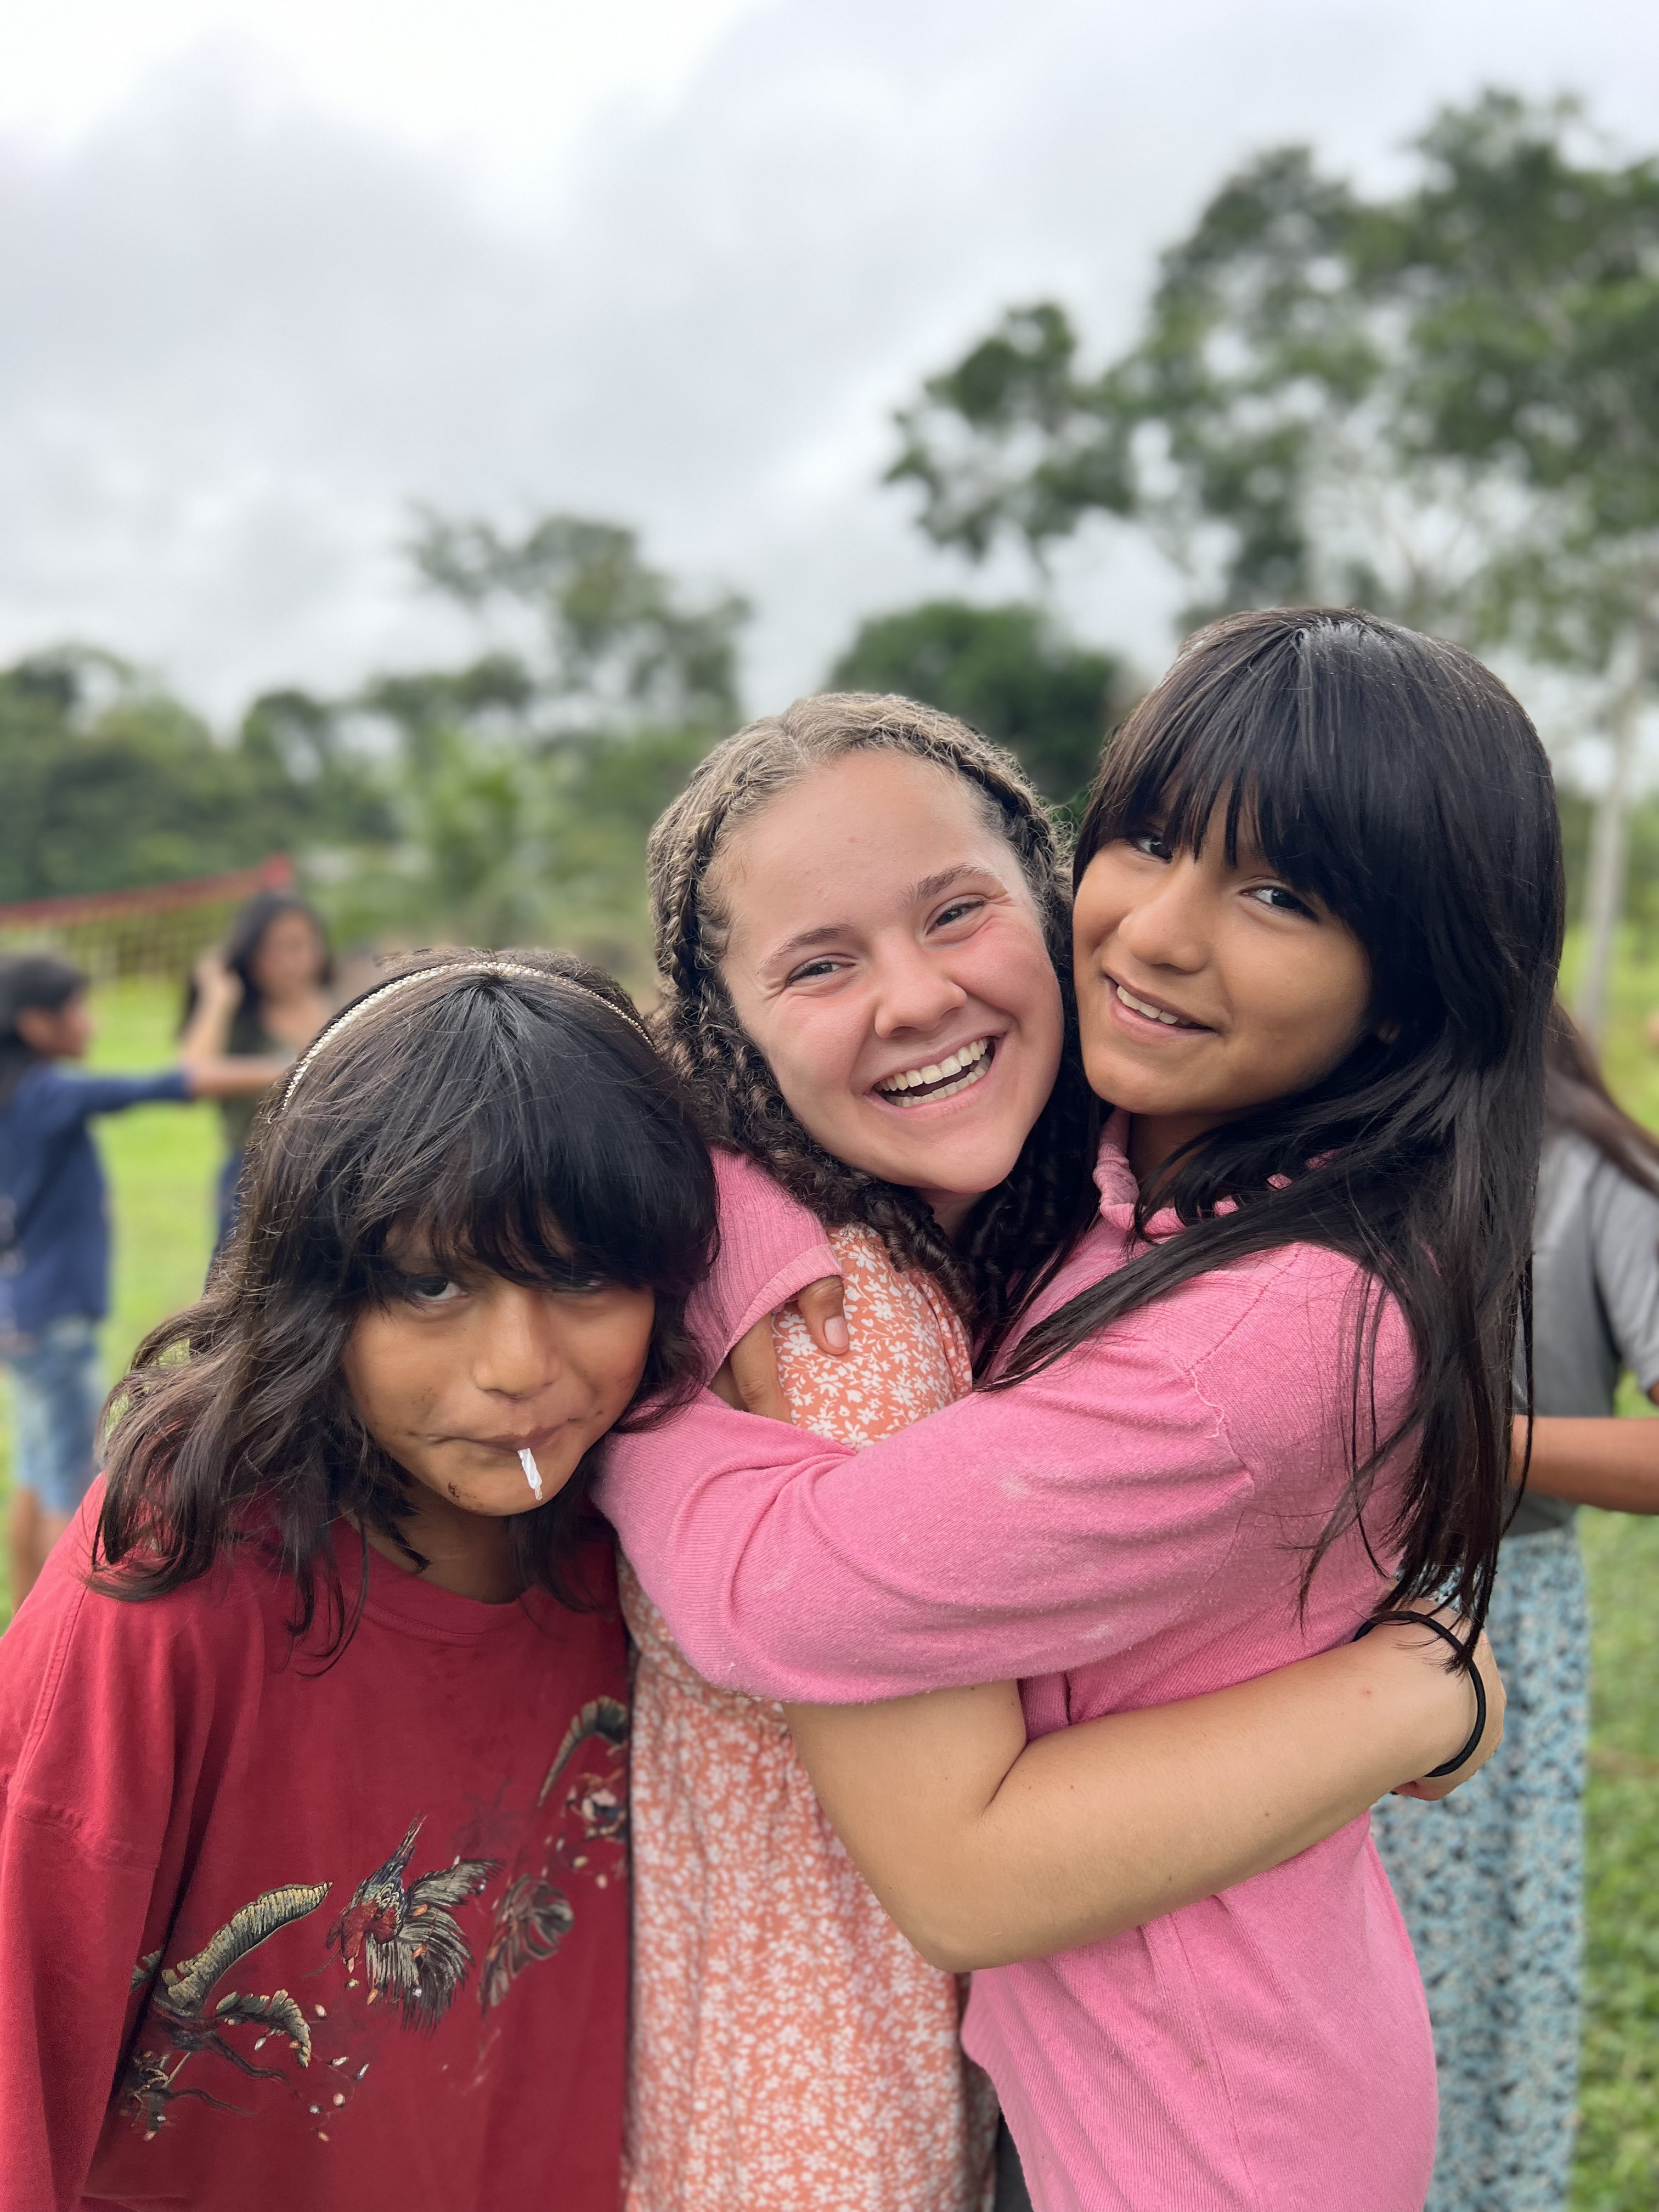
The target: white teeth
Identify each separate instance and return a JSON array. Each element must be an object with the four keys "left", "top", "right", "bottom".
[
  {"left": 1116, "top": 984, "right": 1185, "bottom": 1026},
  {"left": 876, "top": 1035, "right": 993, "bottom": 1102}
]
